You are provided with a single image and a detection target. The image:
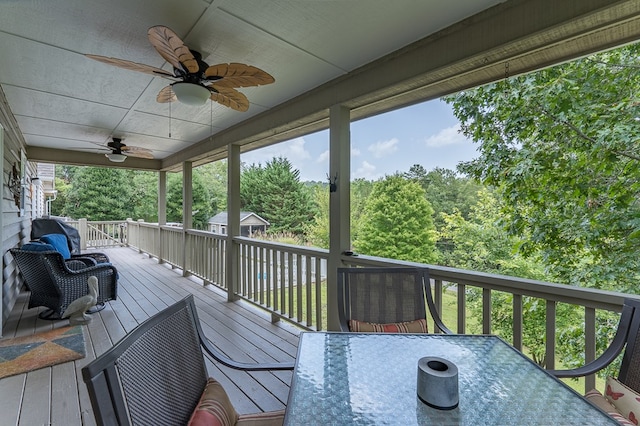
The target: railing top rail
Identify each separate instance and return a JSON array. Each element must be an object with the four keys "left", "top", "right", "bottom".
[
  {"left": 234, "top": 236, "right": 329, "bottom": 257},
  {"left": 187, "top": 229, "right": 225, "bottom": 239},
  {"left": 343, "top": 254, "right": 637, "bottom": 312}
]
